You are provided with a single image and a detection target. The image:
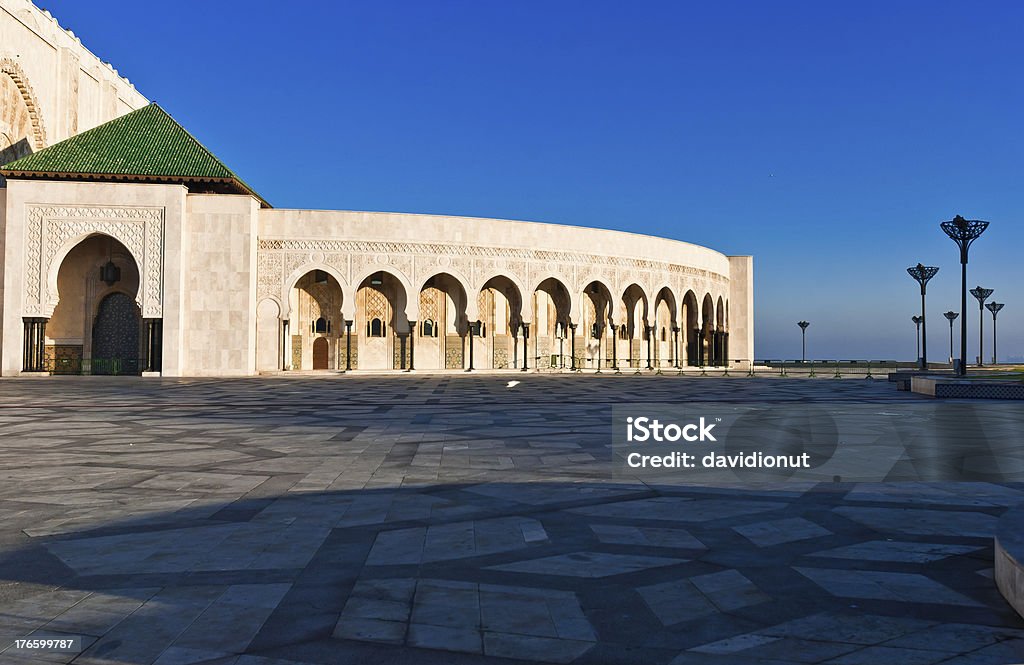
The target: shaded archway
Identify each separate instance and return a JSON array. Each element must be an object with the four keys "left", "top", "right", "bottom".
[
  {"left": 287, "top": 270, "right": 343, "bottom": 371},
  {"left": 417, "top": 273, "right": 469, "bottom": 370},
  {"left": 654, "top": 287, "right": 678, "bottom": 369},
  {"left": 582, "top": 280, "right": 614, "bottom": 370},
  {"left": 356, "top": 270, "right": 409, "bottom": 370},
  {"left": 620, "top": 284, "right": 649, "bottom": 369},
  {"left": 45, "top": 234, "right": 144, "bottom": 375},
  {"left": 533, "top": 277, "right": 571, "bottom": 369},
  {"left": 477, "top": 276, "right": 523, "bottom": 369},
  {"left": 702, "top": 293, "right": 716, "bottom": 366},
  {"left": 682, "top": 290, "right": 700, "bottom": 366},
  {"left": 717, "top": 295, "right": 727, "bottom": 366}
]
